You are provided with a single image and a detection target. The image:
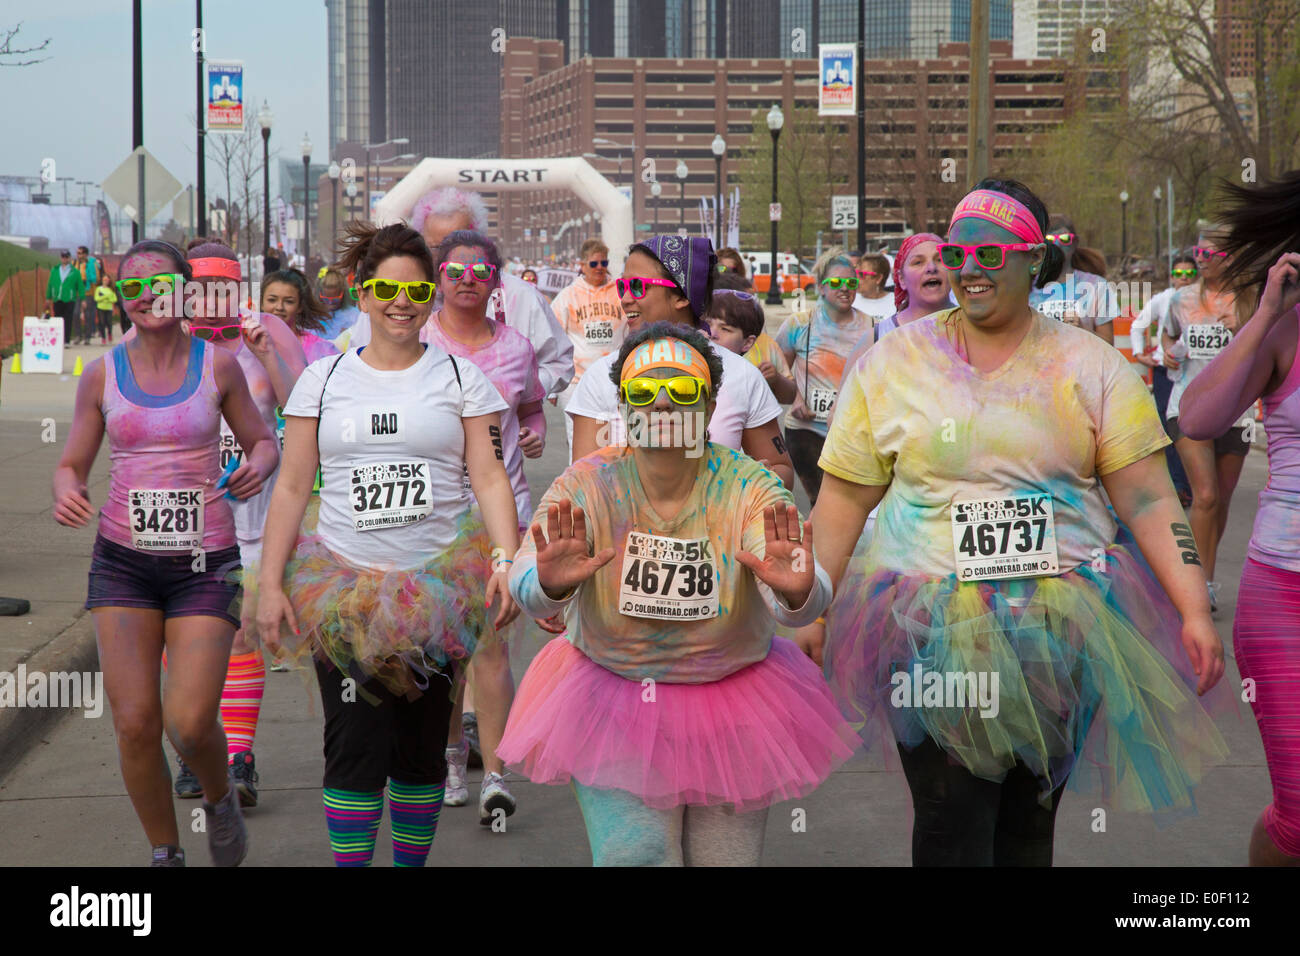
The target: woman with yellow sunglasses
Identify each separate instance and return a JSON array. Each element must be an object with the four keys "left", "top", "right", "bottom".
[{"left": 497, "top": 322, "right": 856, "bottom": 866}]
